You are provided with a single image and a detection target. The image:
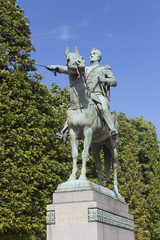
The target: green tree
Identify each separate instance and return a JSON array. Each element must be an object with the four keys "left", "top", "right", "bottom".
[
  {"left": 0, "top": 1, "right": 71, "bottom": 239},
  {"left": 117, "top": 113, "right": 151, "bottom": 240},
  {"left": 130, "top": 117, "right": 160, "bottom": 240}
]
